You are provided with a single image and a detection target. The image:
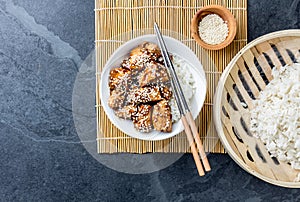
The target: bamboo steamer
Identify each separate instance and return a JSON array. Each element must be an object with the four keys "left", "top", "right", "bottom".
[{"left": 214, "top": 30, "right": 300, "bottom": 188}]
